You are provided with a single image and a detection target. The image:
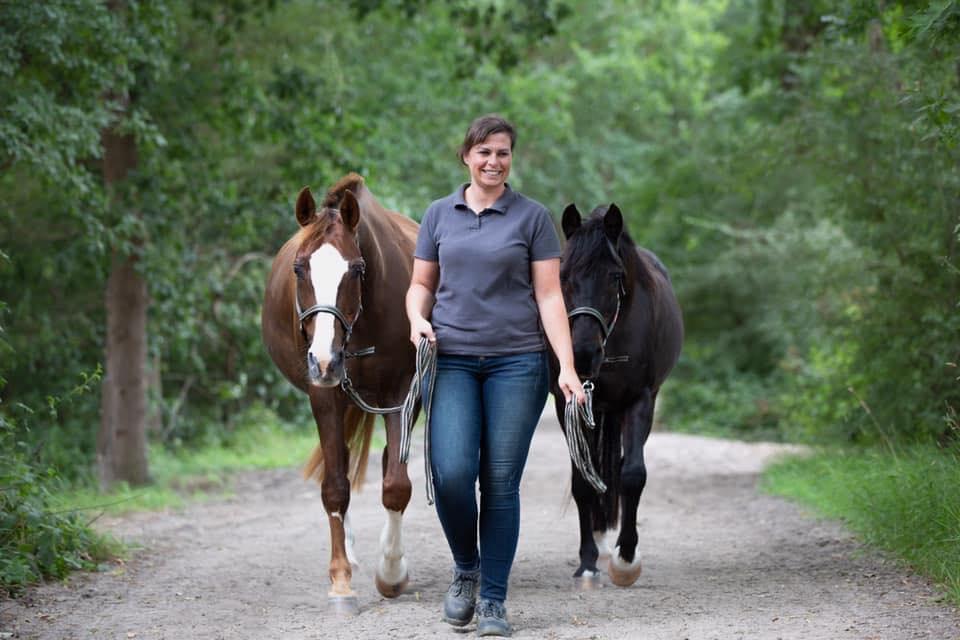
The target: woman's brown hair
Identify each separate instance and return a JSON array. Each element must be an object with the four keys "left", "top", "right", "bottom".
[{"left": 458, "top": 114, "right": 517, "bottom": 163}]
